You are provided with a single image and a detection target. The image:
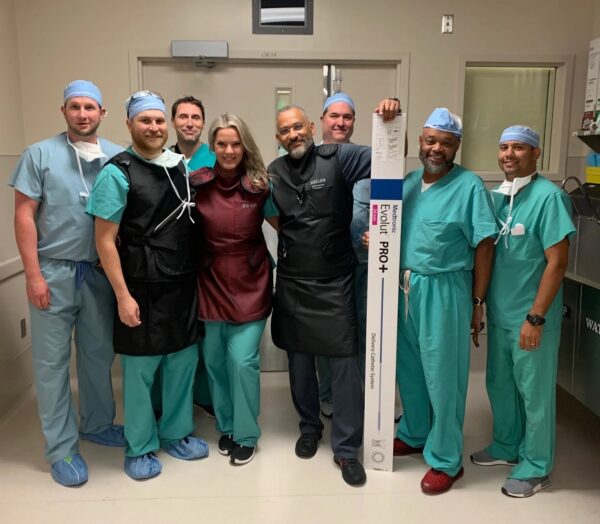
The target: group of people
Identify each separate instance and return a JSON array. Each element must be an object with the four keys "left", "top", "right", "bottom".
[{"left": 10, "top": 79, "right": 574, "bottom": 498}]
